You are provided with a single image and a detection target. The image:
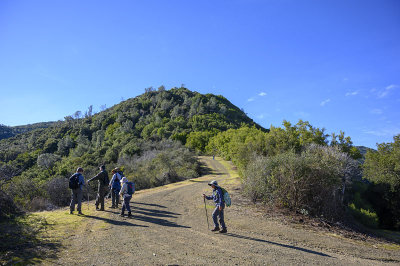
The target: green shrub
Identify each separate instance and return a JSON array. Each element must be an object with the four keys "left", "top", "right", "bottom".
[{"left": 348, "top": 203, "right": 379, "bottom": 228}]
